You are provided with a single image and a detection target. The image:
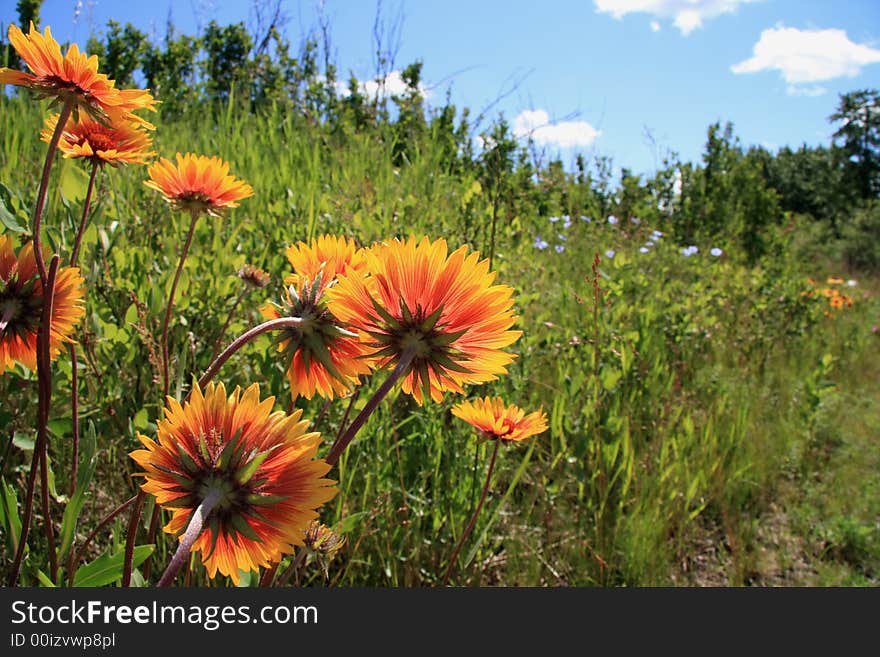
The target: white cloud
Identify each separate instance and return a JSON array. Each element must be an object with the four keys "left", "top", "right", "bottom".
[
  {"left": 594, "top": 0, "right": 761, "bottom": 35},
  {"left": 650, "top": 20, "right": 661, "bottom": 32},
  {"left": 731, "top": 26, "right": 880, "bottom": 88},
  {"left": 332, "top": 71, "right": 431, "bottom": 100},
  {"left": 513, "top": 109, "right": 601, "bottom": 148}
]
